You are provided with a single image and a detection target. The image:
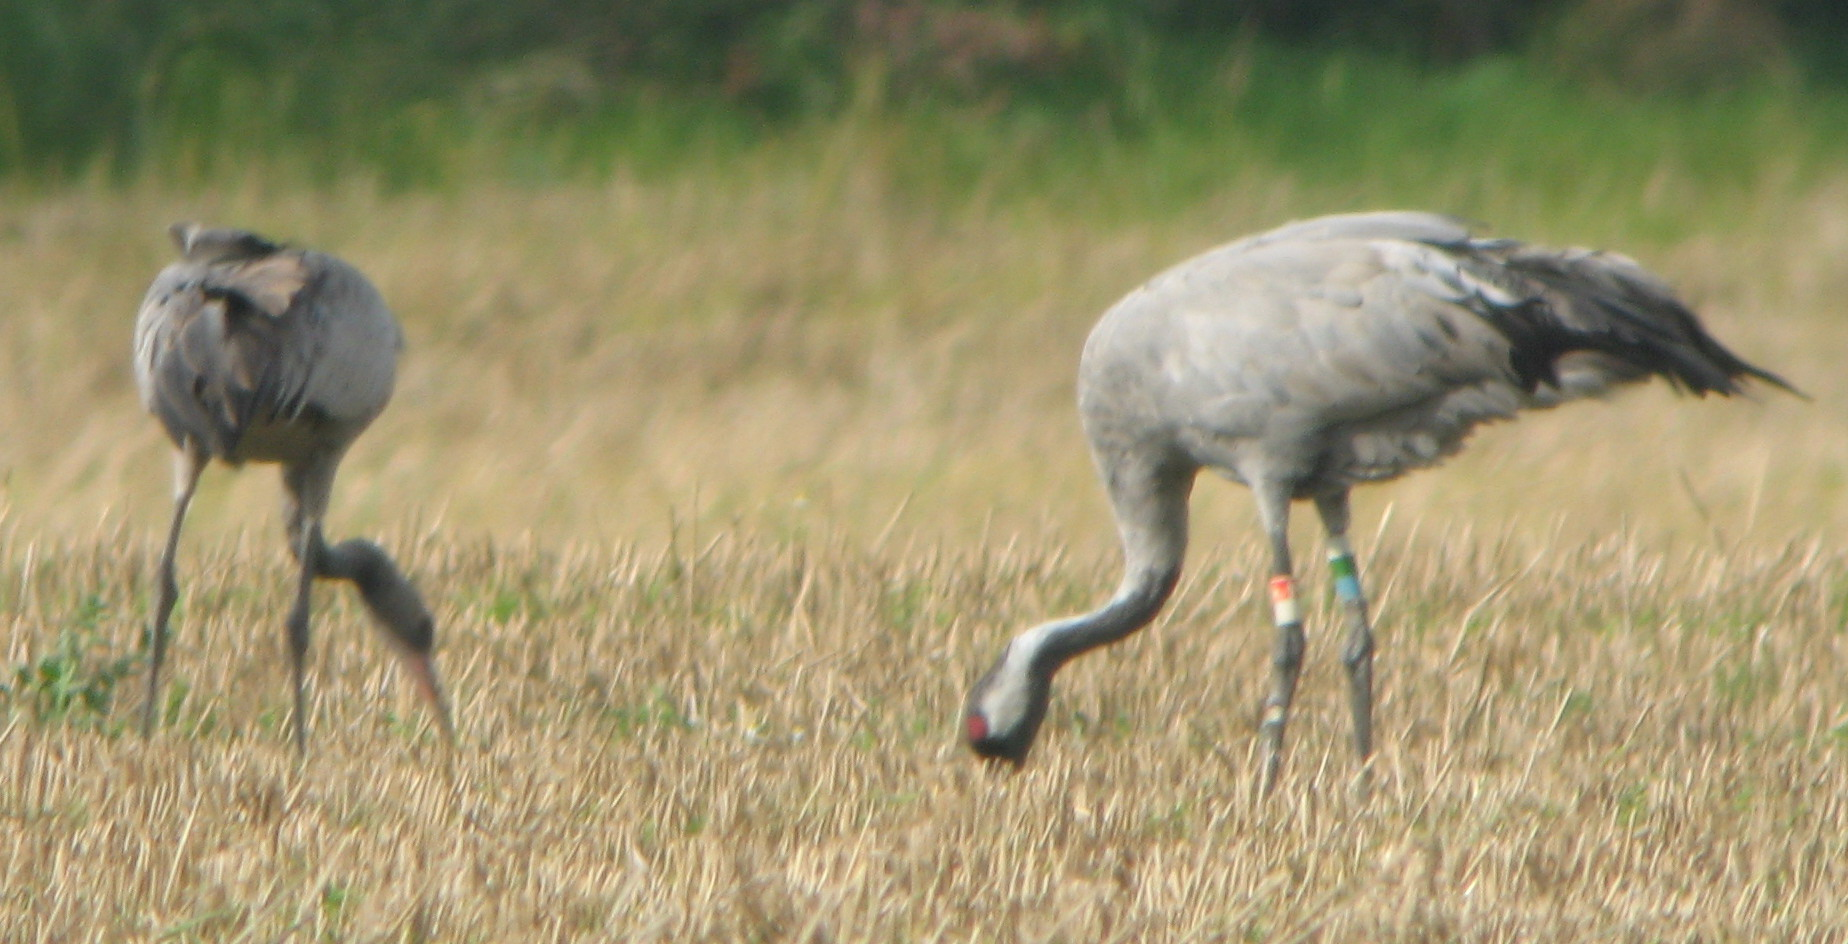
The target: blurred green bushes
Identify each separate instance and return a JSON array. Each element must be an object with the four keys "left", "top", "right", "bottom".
[{"left": 1, "top": 0, "right": 1843, "bottom": 181}]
